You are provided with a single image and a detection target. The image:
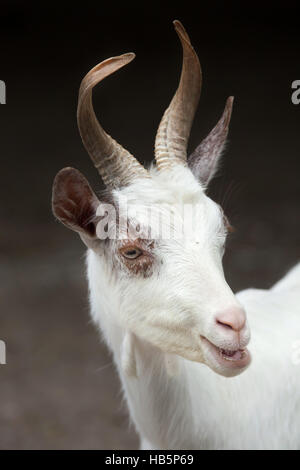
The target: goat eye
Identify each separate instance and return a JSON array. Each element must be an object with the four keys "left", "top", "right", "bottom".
[{"left": 122, "top": 248, "right": 142, "bottom": 259}]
